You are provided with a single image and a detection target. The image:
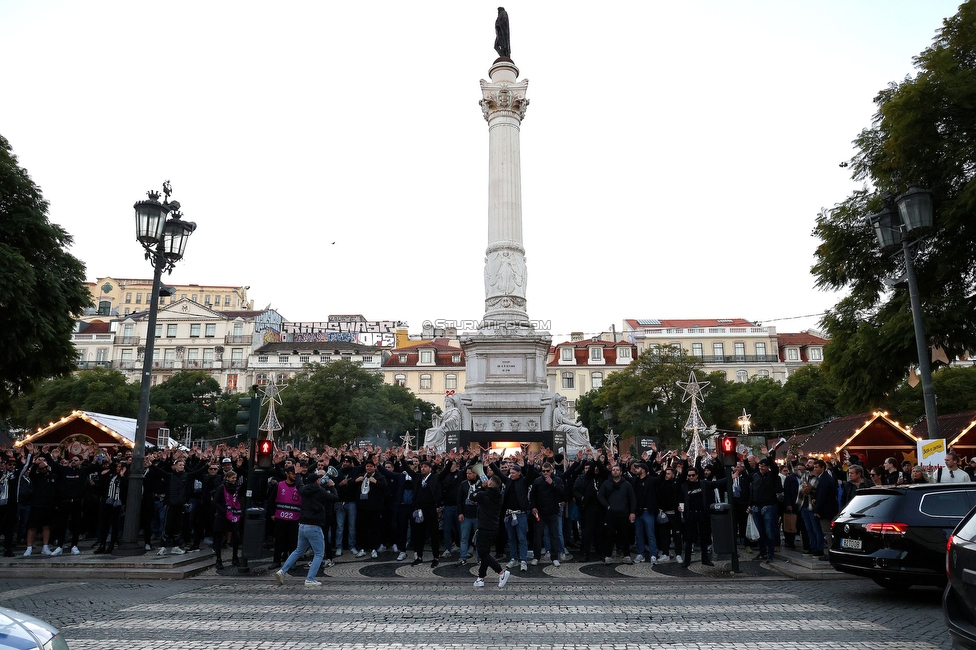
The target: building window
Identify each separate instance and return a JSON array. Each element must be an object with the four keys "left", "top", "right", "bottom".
[
  {"left": 734, "top": 342, "right": 745, "bottom": 359},
  {"left": 420, "top": 350, "right": 434, "bottom": 364},
  {"left": 121, "top": 349, "right": 133, "bottom": 362},
  {"left": 278, "top": 354, "right": 290, "bottom": 364},
  {"left": 361, "top": 355, "right": 373, "bottom": 364},
  {"left": 591, "top": 372, "right": 604, "bottom": 389},
  {"left": 203, "top": 348, "right": 214, "bottom": 364},
  {"left": 320, "top": 355, "right": 331, "bottom": 363},
  {"left": 420, "top": 374, "right": 432, "bottom": 390},
  {"left": 123, "top": 323, "right": 134, "bottom": 338},
  {"left": 399, "top": 354, "right": 408, "bottom": 363},
  {"left": 691, "top": 343, "right": 703, "bottom": 357},
  {"left": 166, "top": 324, "right": 178, "bottom": 338},
  {"left": 395, "top": 374, "right": 406, "bottom": 387},
  {"left": 757, "top": 369, "right": 769, "bottom": 378},
  {"left": 258, "top": 355, "right": 268, "bottom": 363},
  {"left": 755, "top": 342, "right": 766, "bottom": 357},
  {"left": 204, "top": 295, "right": 211, "bottom": 305},
  {"left": 445, "top": 374, "right": 458, "bottom": 390},
  {"left": 736, "top": 369, "right": 748, "bottom": 383},
  {"left": 562, "top": 372, "right": 575, "bottom": 389},
  {"left": 123, "top": 307, "right": 130, "bottom": 316},
  {"left": 810, "top": 347, "right": 823, "bottom": 360},
  {"left": 224, "top": 295, "right": 231, "bottom": 306},
  {"left": 617, "top": 347, "right": 632, "bottom": 360},
  {"left": 256, "top": 373, "right": 268, "bottom": 386},
  {"left": 181, "top": 294, "right": 187, "bottom": 300},
  {"left": 299, "top": 354, "right": 310, "bottom": 364},
  {"left": 155, "top": 324, "right": 162, "bottom": 338},
  {"left": 712, "top": 342, "right": 724, "bottom": 357},
  {"left": 232, "top": 349, "right": 243, "bottom": 361},
  {"left": 205, "top": 323, "right": 216, "bottom": 338},
  {"left": 187, "top": 349, "right": 198, "bottom": 366},
  {"left": 589, "top": 347, "right": 603, "bottom": 361},
  {"left": 452, "top": 353, "right": 461, "bottom": 363},
  {"left": 560, "top": 347, "right": 574, "bottom": 362},
  {"left": 125, "top": 292, "right": 132, "bottom": 304},
  {"left": 226, "top": 374, "right": 238, "bottom": 392},
  {"left": 787, "top": 348, "right": 799, "bottom": 361},
  {"left": 190, "top": 324, "right": 200, "bottom": 338},
  {"left": 135, "top": 293, "right": 142, "bottom": 304},
  {"left": 192, "top": 294, "right": 198, "bottom": 302}
]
